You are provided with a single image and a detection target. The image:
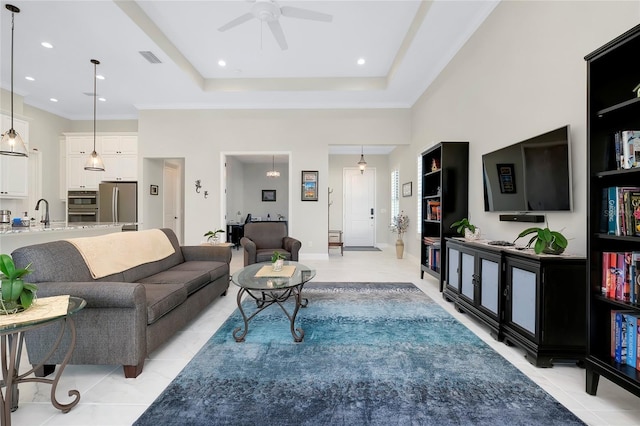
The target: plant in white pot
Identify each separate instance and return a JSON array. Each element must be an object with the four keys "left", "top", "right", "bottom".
[
  {"left": 450, "top": 218, "right": 480, "bottom": 240},
  {"left": 0, "top": 254, "right": 37, "bottom": 314},
  {"left": 203, "top": 229, "right": 225, "bottom": 244},
  {"left": 271, "top": 251, "right": 286, "bottom": 271}
]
